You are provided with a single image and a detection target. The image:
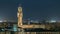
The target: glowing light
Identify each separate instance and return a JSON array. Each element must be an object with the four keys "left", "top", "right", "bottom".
[
  {"left": 50, "top": 20, "right": 56, "bottom": 23},
  {"left": 0, "top": 20, "right": 3, "bottom": 22},
  {"left": 2, "top": 29, "right": 4, "bottom": 31},
  {"left": 13, "top": 25, "right": 17, "bottom": 31}
]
